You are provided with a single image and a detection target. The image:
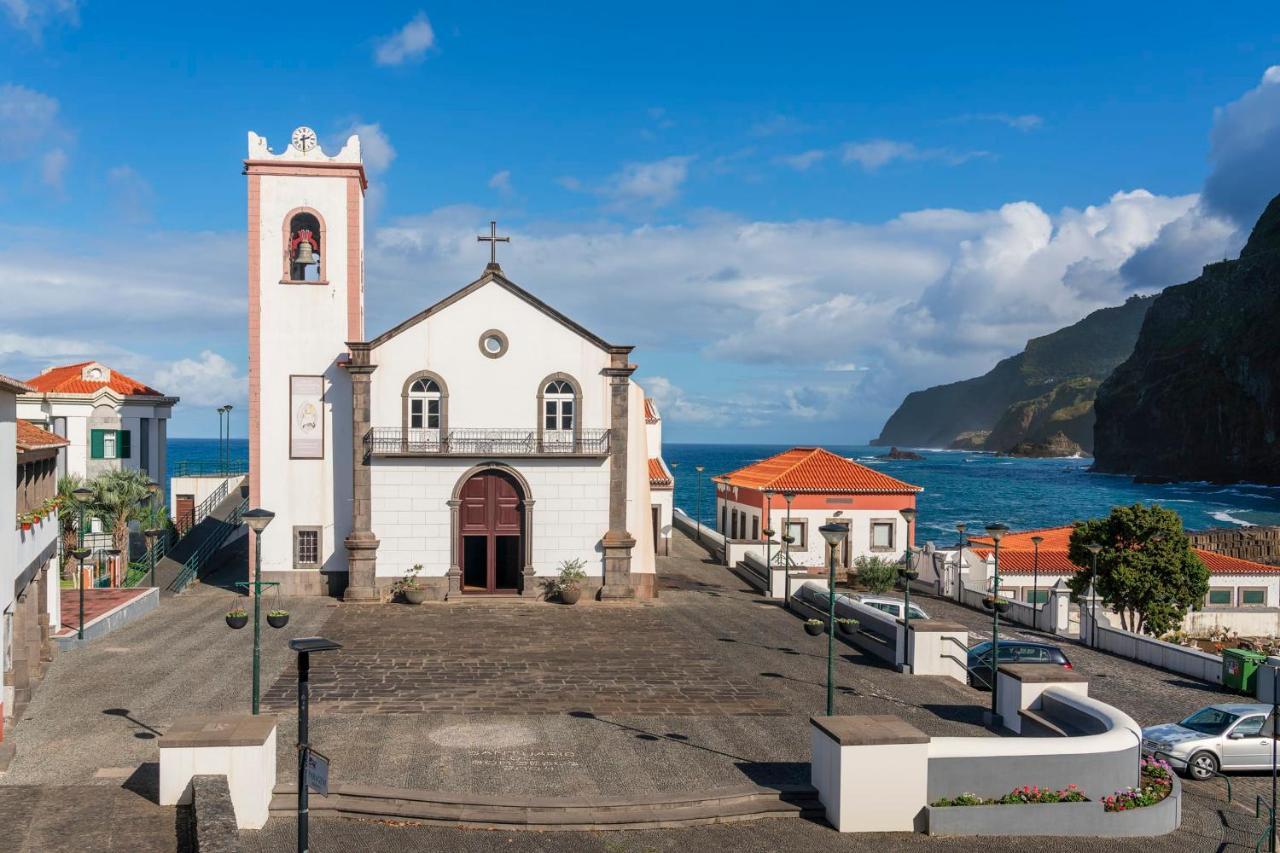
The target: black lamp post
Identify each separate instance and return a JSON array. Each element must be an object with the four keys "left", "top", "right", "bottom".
[
  {"left": 242, "top": 508, "right": 276, "bottom": 715},
  {"left": 782, "top": 492, "right": 795, "bottom": 566},
  {"left": 819, "top": 522, "right": 850, "bottom": 716},
  {"left": 103, "top": 546, "right": 121, "bottom": 589},
  {"left": 985, "top": 522, "right": 1008, "bottom": 726},
  {"left": 224, "top": 404, "right": 234, "bottom": 472},
  {"left": 1030, "top": 534, "right": 1044, "bottom": 625},
  {"left": 899, "top": 507, "right": 918, "bottom": 637},
  {"left": 144, "top": 528, "right": 163, "bottom": 587},
  {"left": 71, "top": 486, "right": 93, "bottom": 639},
  {"left": 289, "top": 636, "right": 342, "bottom": 853},
  {"left": 954, "top": 522, "right": 967, "bottom": 597},
  {"left": 763, "top": 527, "right": 775, "bottom": 570},
  {"left": 1086, "top": 544, "right": 1103, "bottom": 647},
  {"left": 217, "top": 405, "right": 228, "bottom": 475},
  {"left": 694, "top": 465, "right": 705, "bottom": 540}
]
